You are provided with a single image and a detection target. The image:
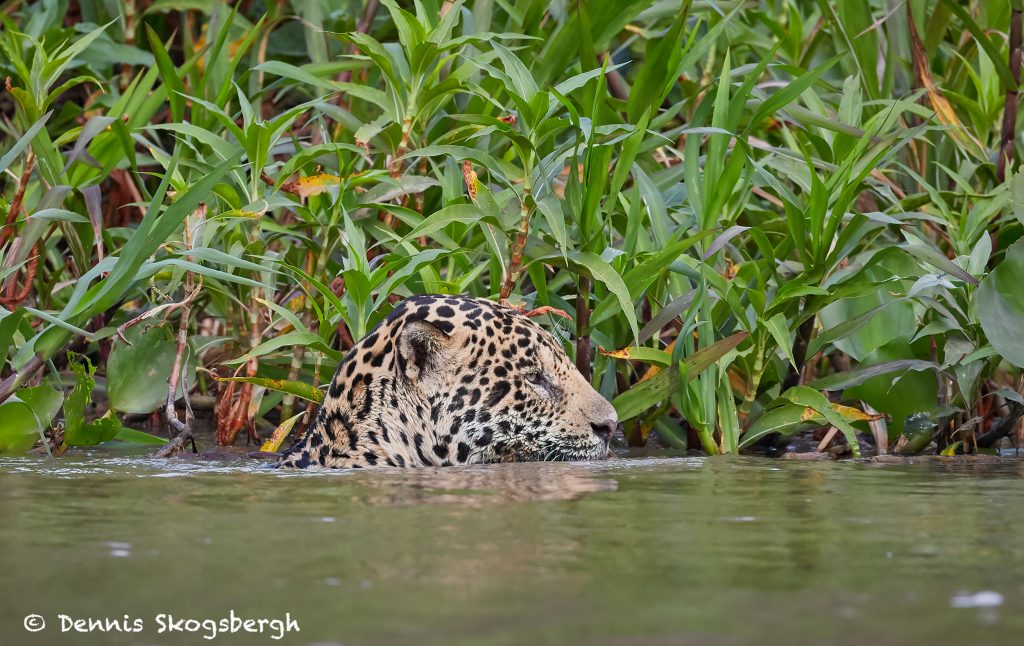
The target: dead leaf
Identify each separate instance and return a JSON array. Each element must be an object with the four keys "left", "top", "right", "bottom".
[
  {"left": 280, "top": 173, "right": 342, "bottom": 199},
  {"left": 461, "top": 160, "right": 478, "bottom": 202}
]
